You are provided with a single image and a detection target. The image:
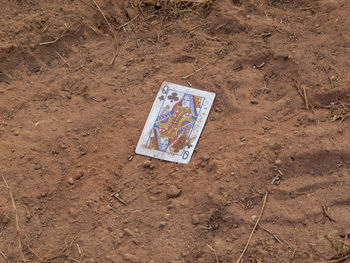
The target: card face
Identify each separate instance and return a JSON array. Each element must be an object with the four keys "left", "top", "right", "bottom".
[{"left": 135, "top": 82, "right": 215, "bottom": 164}]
